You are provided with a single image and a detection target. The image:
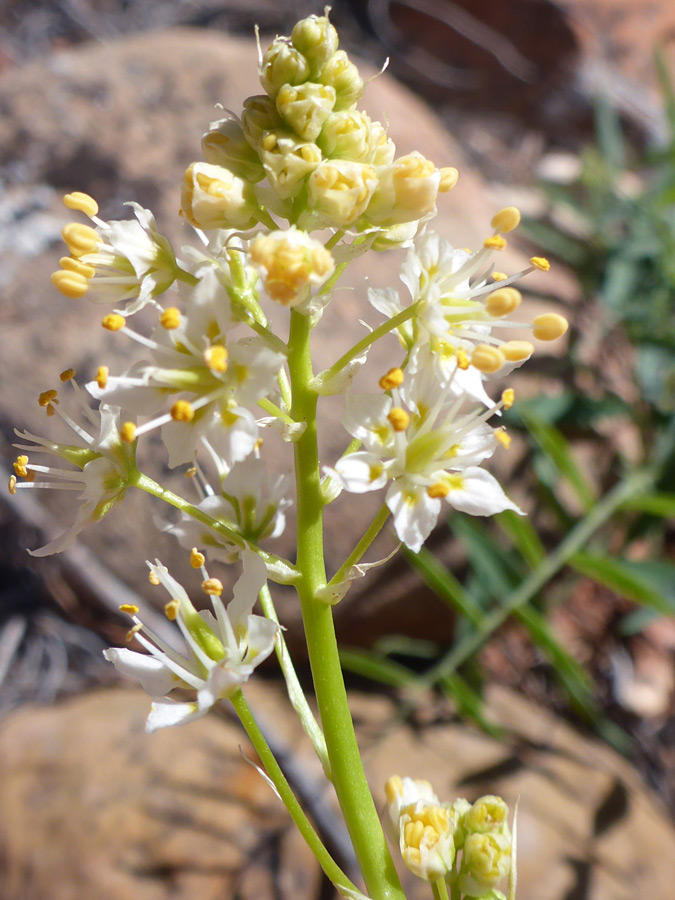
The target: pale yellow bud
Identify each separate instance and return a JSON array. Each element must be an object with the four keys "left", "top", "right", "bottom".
[
  {"left": 201, "top": 117, "right": 265, "bottom": 182},
  {"left": 366, "top": 152, "right": 441, "bottom": 226},
  {"left": 291, "top": 15, "right": 339, "bottom": 73},
  {"left": 317, "top": 50, "right": 364, "bottom": 110},
  {"left": 459, "top": 832, "right": 511, "bottom": 896},
  {"left": 180, "top": 162, "right": 258, "bottom": 230},
  {"left": 370, "top": 121, "right": 396, "bottom": 167},
  {"left": 307, "top": 160, "right": 377, "bottom": 226},
  {"left": 532, "top": 313, "right": 568, "bottom": 340},
  {"left": 317, "top": 109, "right": 375, "bottom": 162},
  {"left": 259, "top": 133, "right": 322, "bottom": 199},
  {"left": 241, "top": 94, "right": 284, "bottom": 146},
  {"left": 399, "top": 804, "right": 456, "bottom": 882},
  {"left": 250, "top": 228, "right": 334, "bottom": 307},
  {"left": 260, "top": 38, "right": 310, "bottom": 98},
  {"left": 276, "top": 82, "right": 336, "bottom": 142},
  {"left": 369, "top": 220, "right": 419, "bottom": 252},
  {"left": 485, "top": 287, "right": 521, "bottom": 317},
  {"left": 471, "top": 344, "right": 505, "bottom": 373}
]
